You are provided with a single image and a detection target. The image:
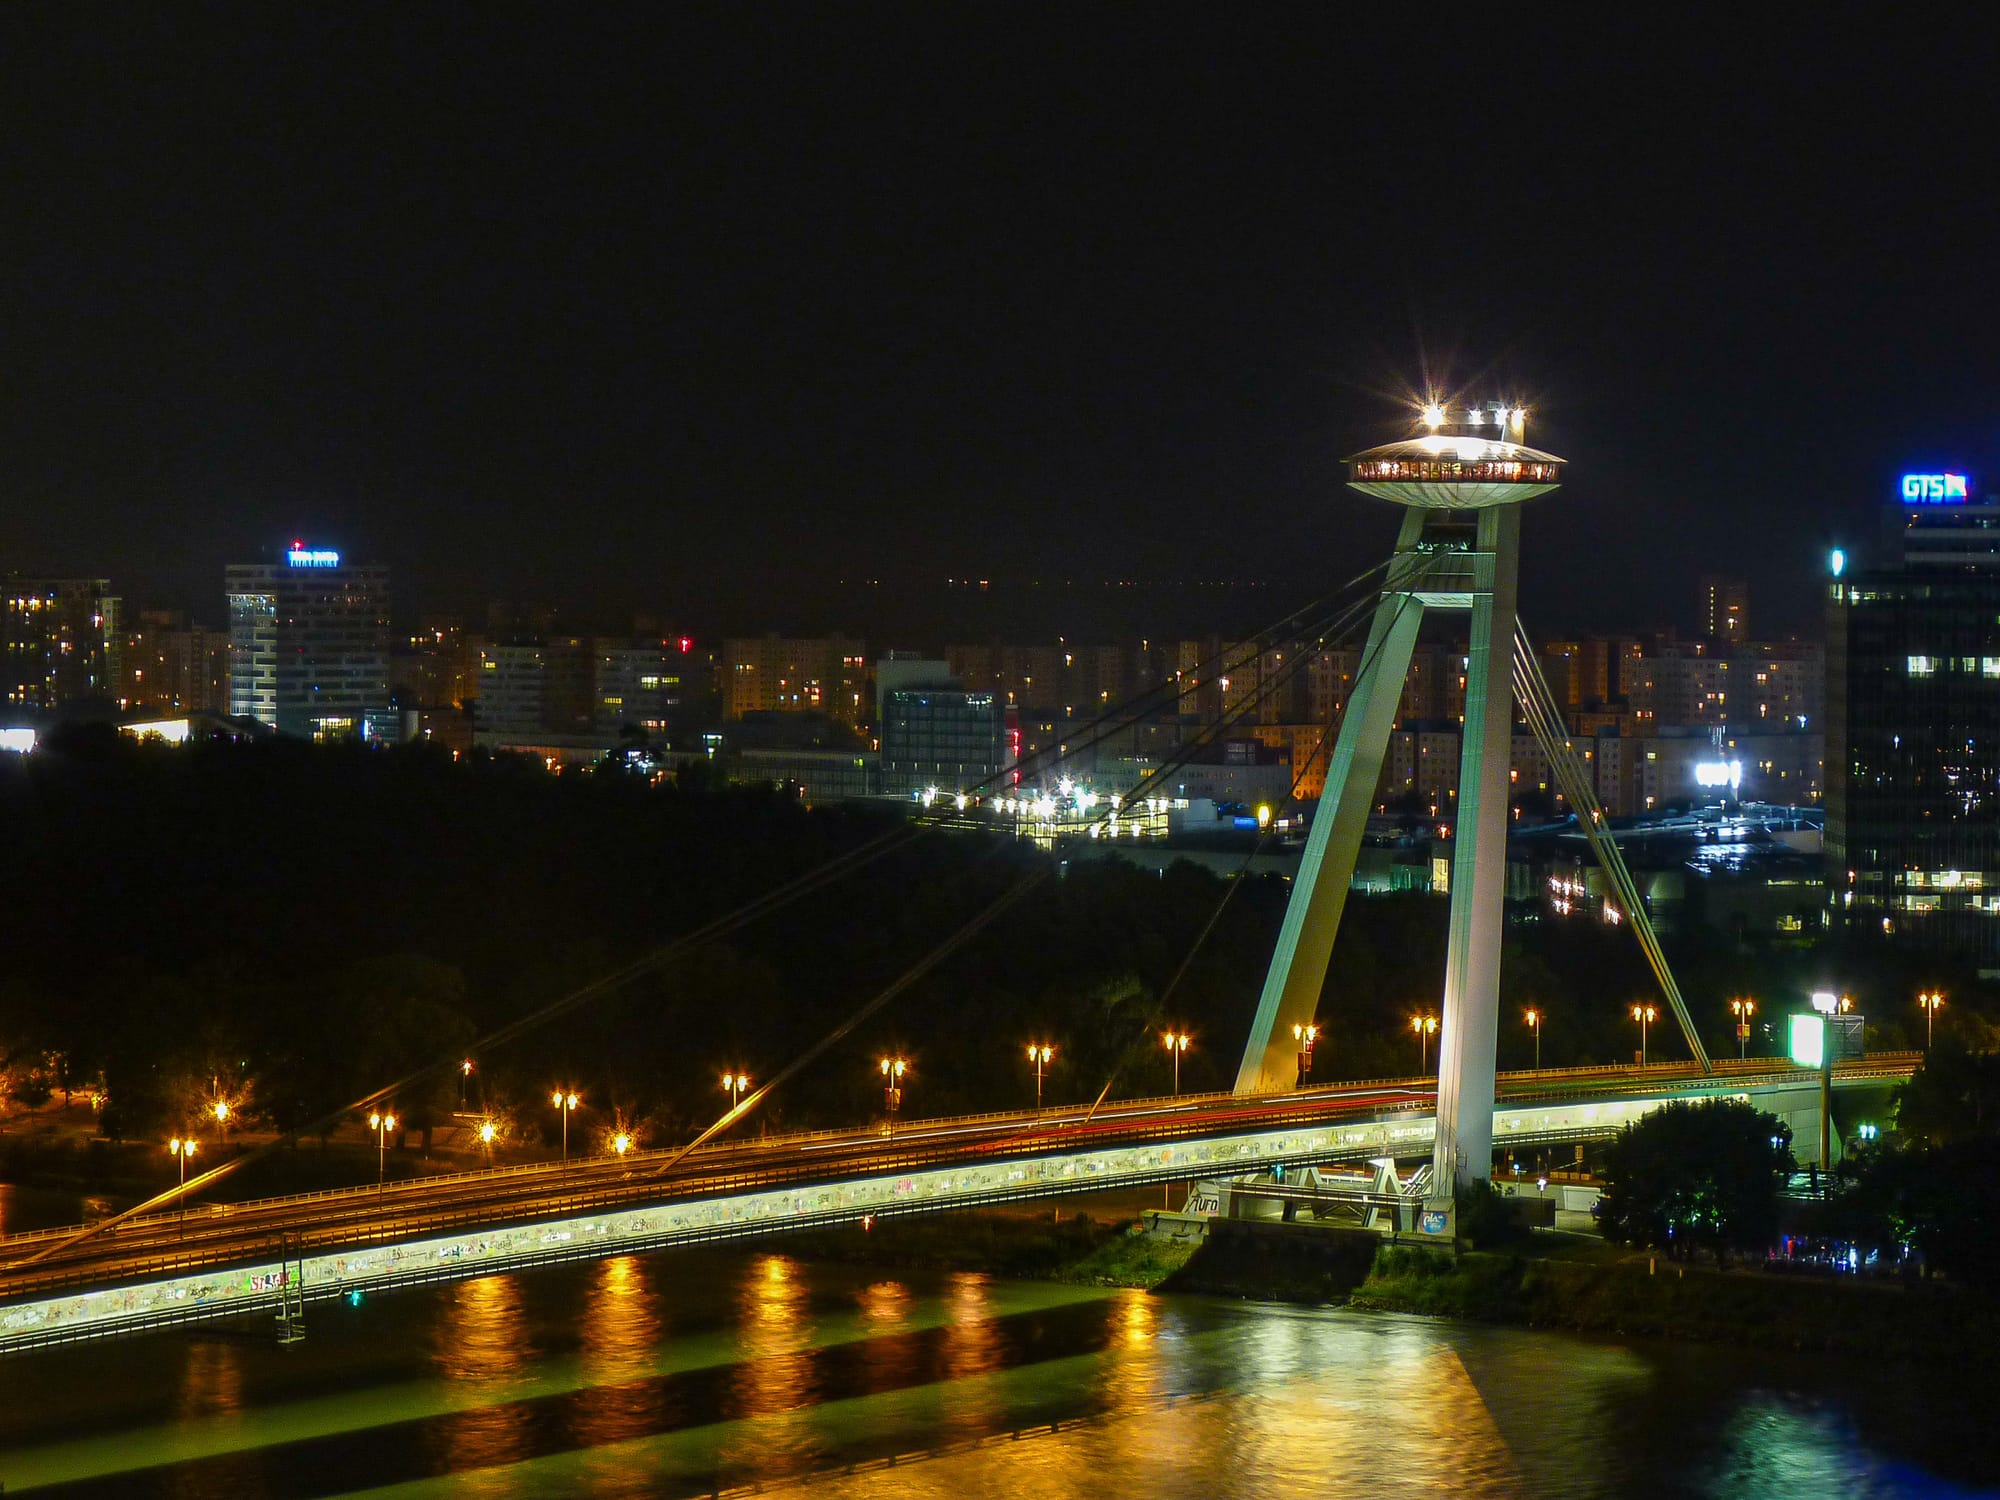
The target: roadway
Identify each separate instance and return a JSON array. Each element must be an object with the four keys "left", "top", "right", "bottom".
[{"left": 0, "top": 1053, "right": 1914, "bottom": 1310}]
